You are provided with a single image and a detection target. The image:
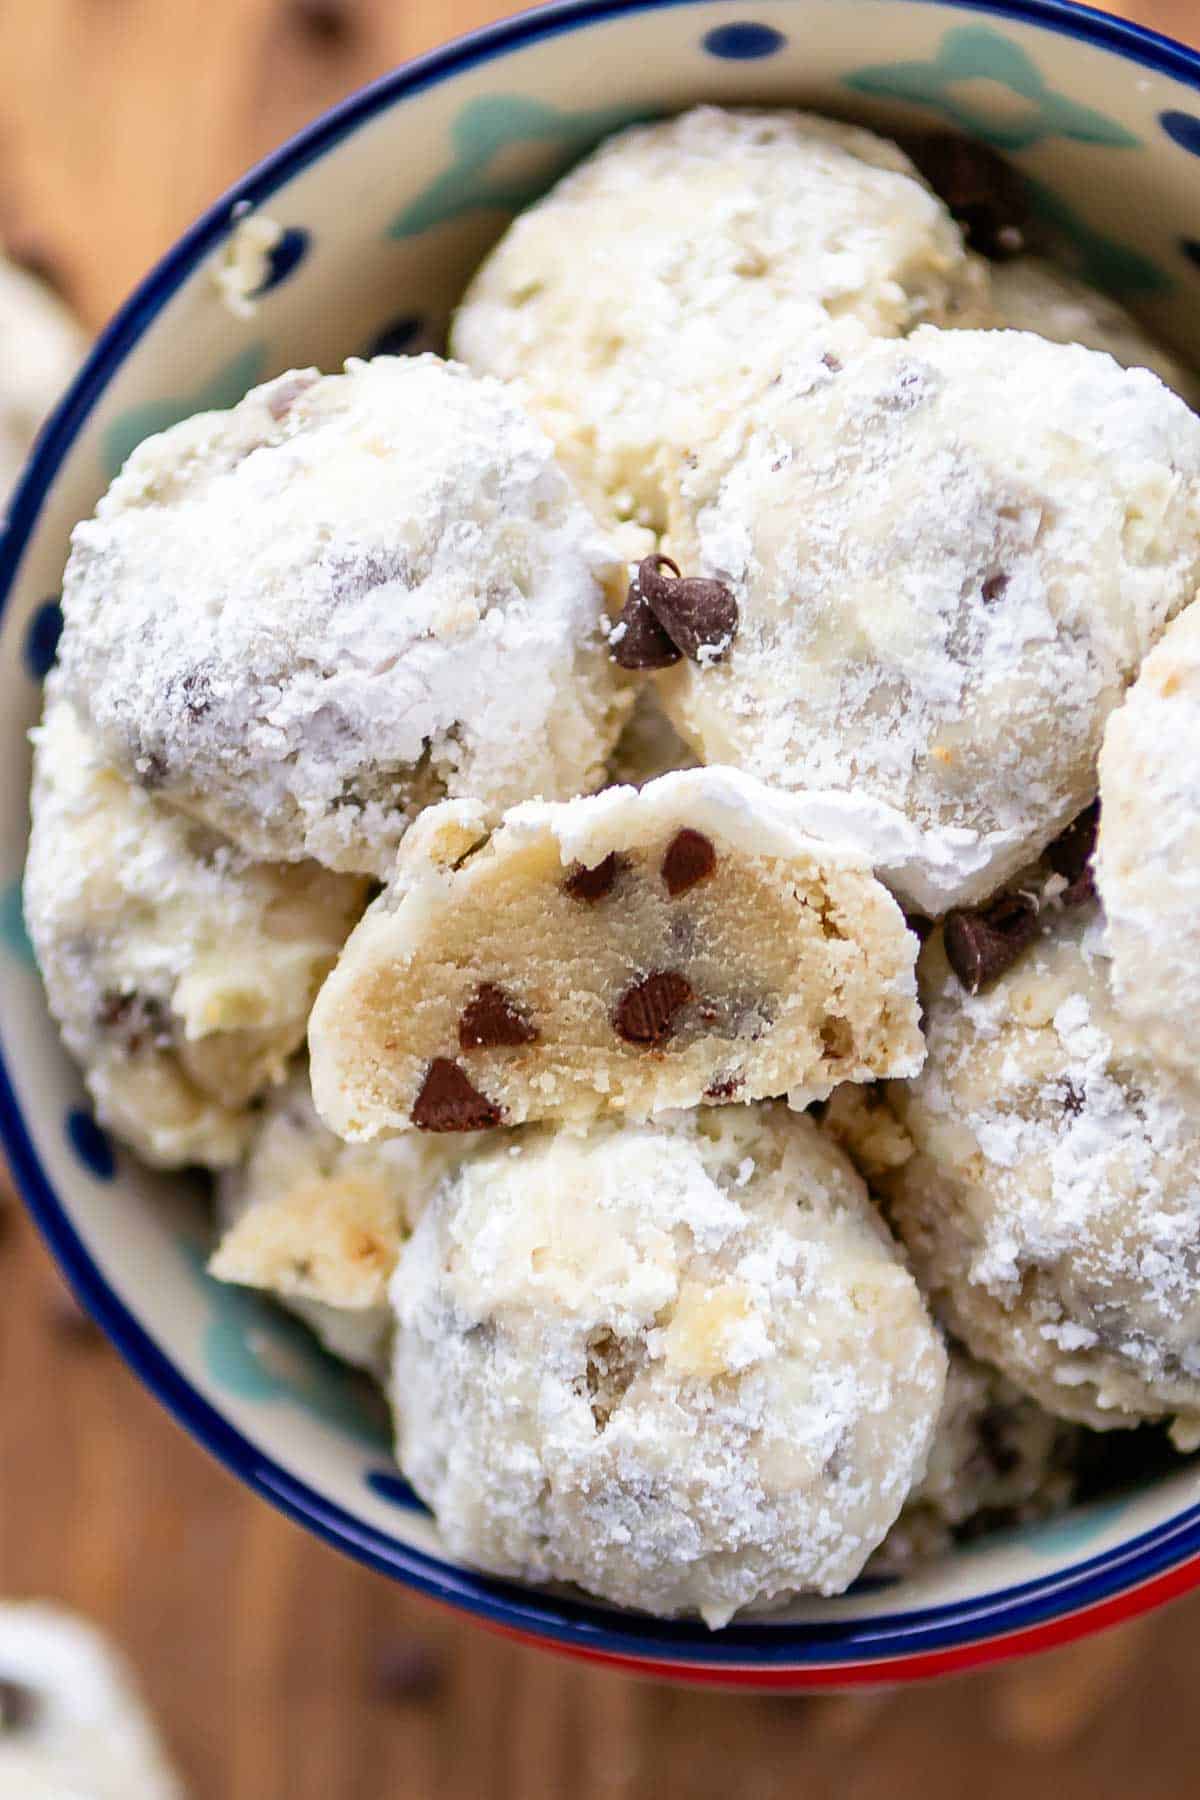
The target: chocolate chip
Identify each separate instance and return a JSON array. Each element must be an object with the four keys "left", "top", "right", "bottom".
[
  {"left": 1060, "top": 1078, "right": 1086, "bottom": 1117},
  {"left": 458, "top": 983, "right": 538, "bottom": 1051},
  {"left": 411, "top": 1059, "right": 502, "bottom": 1132},
  {"left": 0, "top": 1677, "right": 38, "bottom": 1732},
  {"left": 96, "top": 991, "right": 172, "bottom": 1056},
  {"left": 905, "top": 913, "right": 935, "bottom": 946},
  {"left": 704, "top": 1075, "right": 743, "bottom": 1101},
  {"left": 982, "top": 572, "right": 1010, "bottom": 603},
  {"left": 661, "top": 828, "right": 716, "bottom": 897},
  {"left": 943, "top": 891, "right": 1041, "bottom": 994},
  {"left": 610, "top": 584, "right": 683, "bottom": 670},
  {"left": 637, "top": 555, "right": 739, "bottom": 664},
  {"left": 372, "top": 1639, "right": 445, "bottom": 1704},
  {"left": 1045, "top": 801, "right": 1099, "bottom": 906},
  {"left": 906, "top": 132, "right": 1030, "bottom": 260},
  {"left": 613, "top": 971, "right": 693, "bottom": 1046},
  {"left": 562, "top": 852, "right": 626, "bottom": 903}
]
